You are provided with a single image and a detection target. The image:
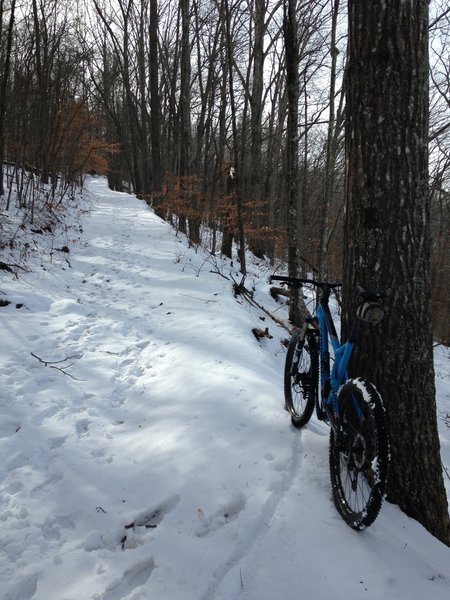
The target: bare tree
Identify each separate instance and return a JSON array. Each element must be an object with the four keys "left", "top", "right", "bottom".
[
  {"left": 149, "top": 0, "right": 162, "bottom": 195},
  {"left": 317, "top": 0, "right": 344, "bottom": 279},
  {"left": 0, "top": 0, "right": 16, "bottom": 196},
  {"left": 283, "top": 0, "right": 302, "bottom": 323},
  {"left": 223, "top": 0, "right": 247, "bottom": 274}
]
